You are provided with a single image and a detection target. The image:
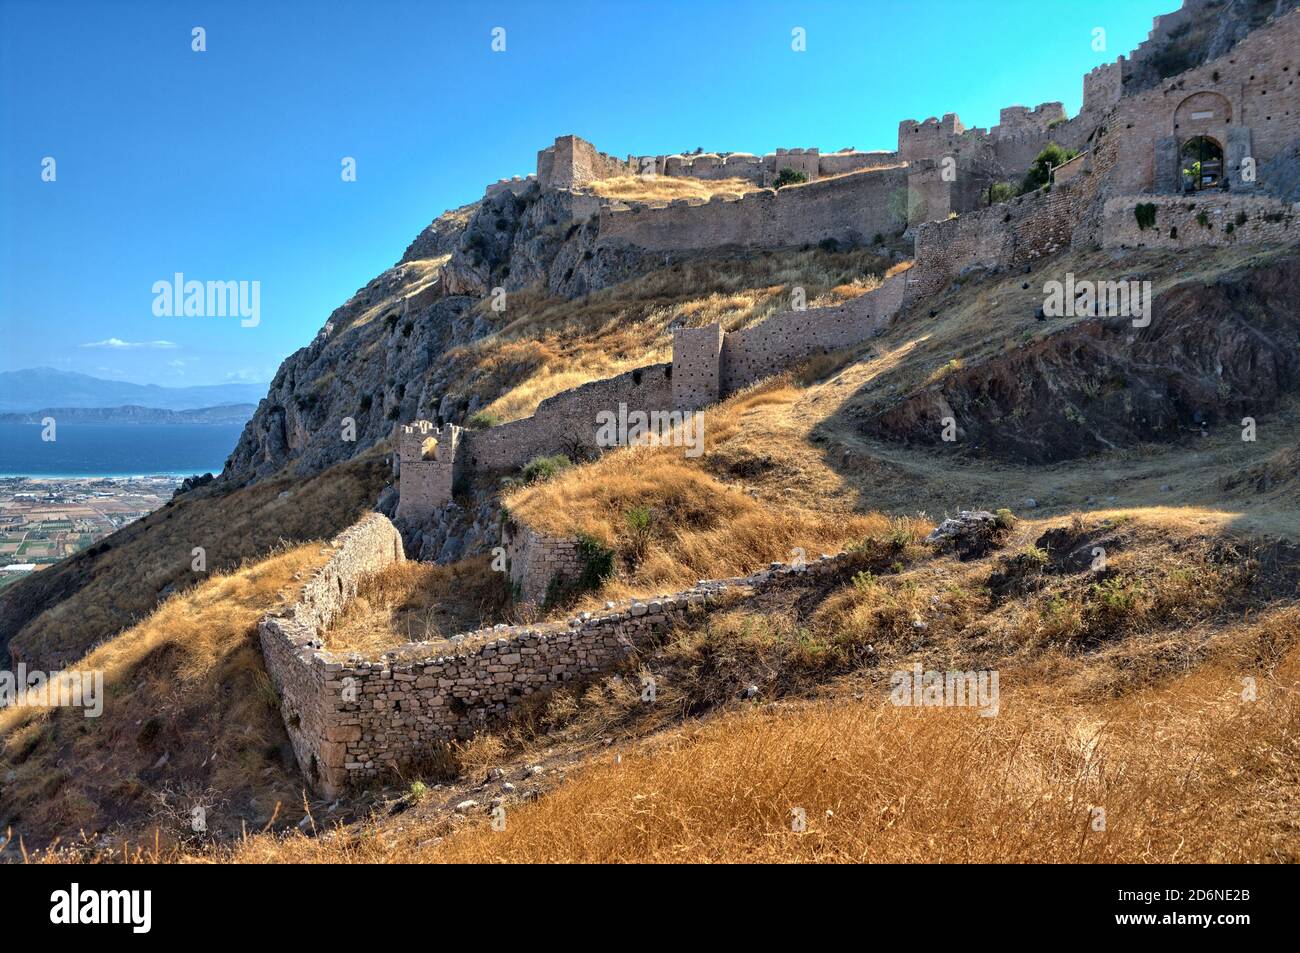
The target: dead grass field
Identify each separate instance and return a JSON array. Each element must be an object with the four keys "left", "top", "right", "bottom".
[
  {"left": 0, "top": 544, "right": 328, "bottom": 844},
  {"left": 585, "top": 174, "right": 761, "bottom": 204},
  {"left": 323, "top": 557, "right": 511, "bottom": 655}
]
